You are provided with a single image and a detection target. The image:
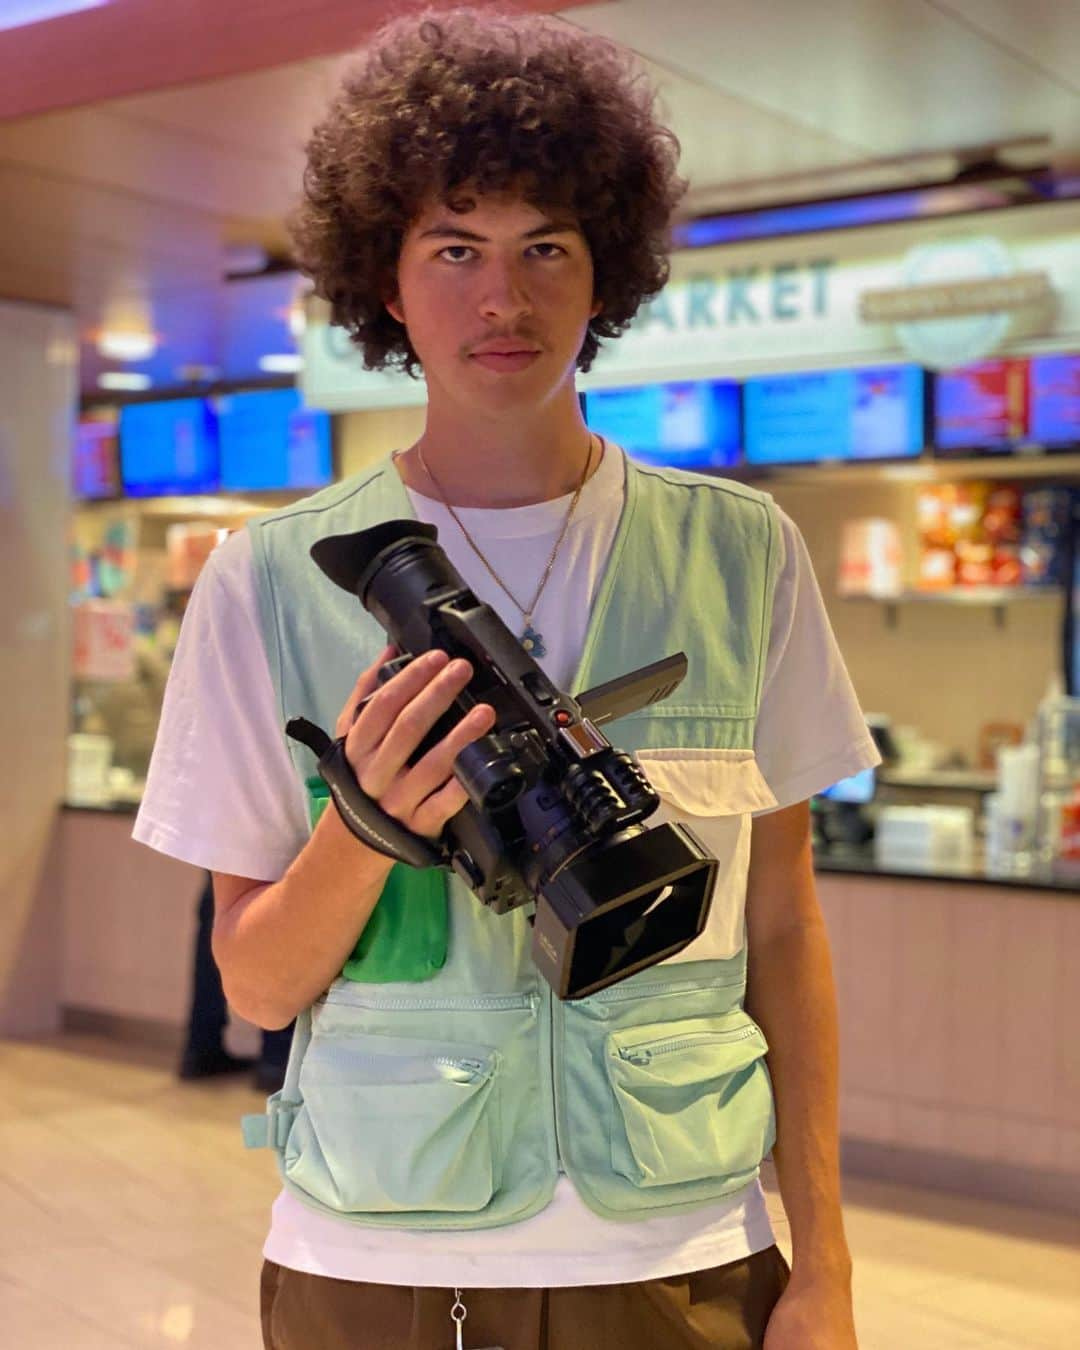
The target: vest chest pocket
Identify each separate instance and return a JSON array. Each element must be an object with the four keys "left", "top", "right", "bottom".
[
  {"left": 604, "top": 1011, "right": 775, "bottom": 1188},
  {"left": 634, "top": 749, "right": 779, "bottom": 964},
  {"left": 283, "top": 1035, "right": 500, "bottom": 1214}
]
